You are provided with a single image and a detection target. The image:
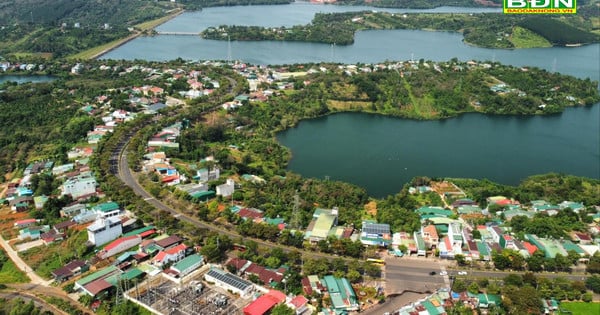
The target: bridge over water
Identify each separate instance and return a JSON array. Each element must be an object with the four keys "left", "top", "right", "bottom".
[{"left": 155, "top": 31, "right": 199, "bottom": 36}]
